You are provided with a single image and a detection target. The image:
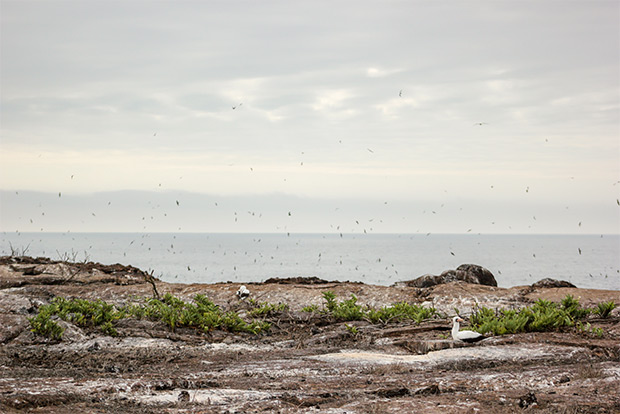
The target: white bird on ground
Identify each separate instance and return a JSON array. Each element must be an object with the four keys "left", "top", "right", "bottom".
[
  {"left": 236, "top": 285, "right": 250, "bottom": 300},
  {"left": 451, "top": 316, "right": 485, "bottom": 343}
]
